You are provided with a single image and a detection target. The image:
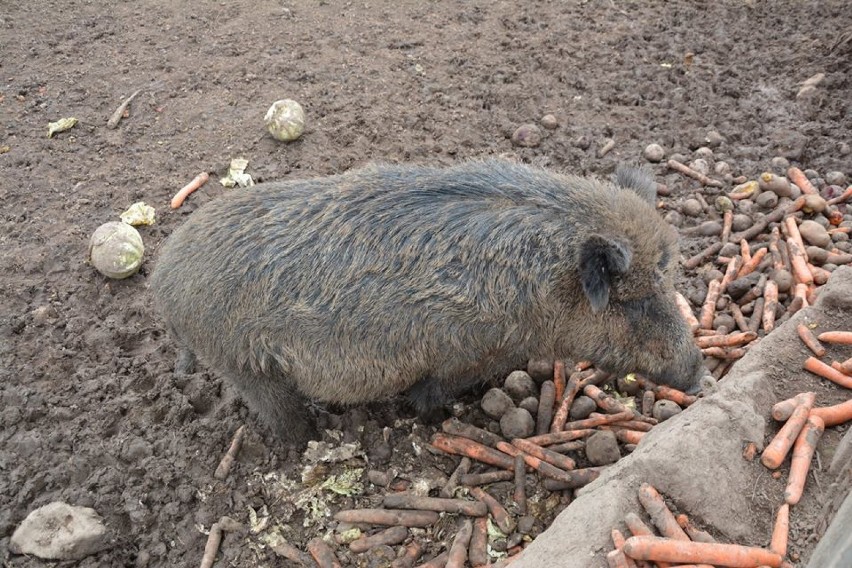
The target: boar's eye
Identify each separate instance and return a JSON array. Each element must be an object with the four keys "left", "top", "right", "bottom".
[{"left": 579, "top": 235, "right": 633, "bottom": 314}]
